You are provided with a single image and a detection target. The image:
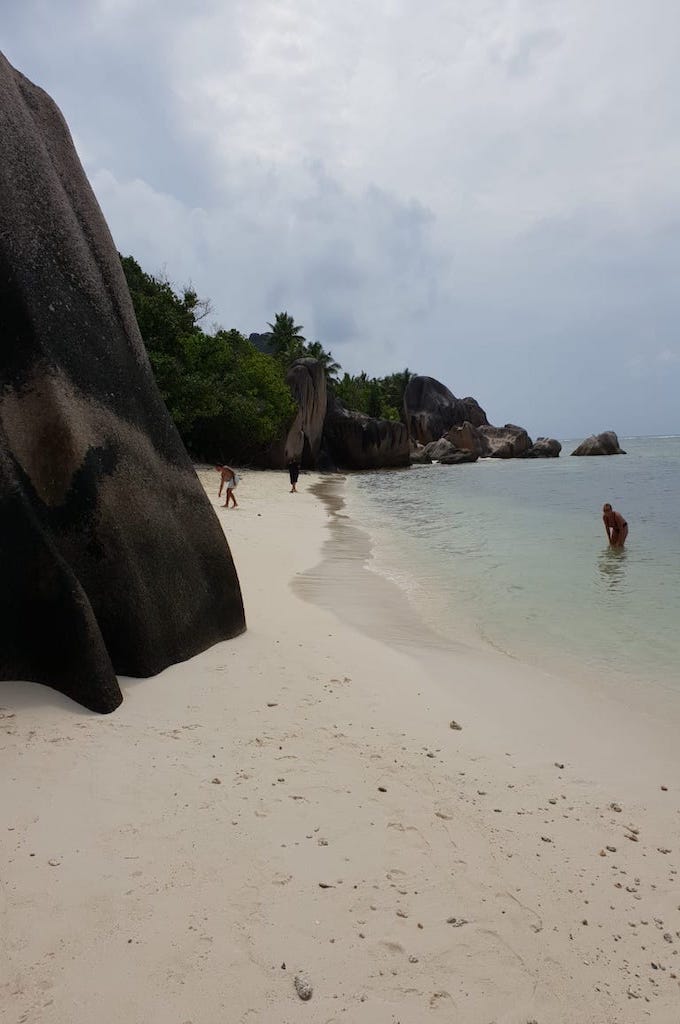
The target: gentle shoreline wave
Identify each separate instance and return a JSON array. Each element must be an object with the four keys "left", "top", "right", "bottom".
[
  {"left": 292, "top": 475, "right": 461, "bottom": 654},
  {"left": 328, "top": 438, "right": 680, "bottom": 699}
]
